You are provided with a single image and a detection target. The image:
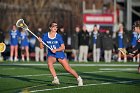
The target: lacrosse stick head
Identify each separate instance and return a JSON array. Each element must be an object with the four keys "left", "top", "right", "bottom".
[
  {"left": 16, "top": 19, "right": 28, "bottom": 29},
  {"left": 0, "top": 43, "right": 6, "bottom": 52}
]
